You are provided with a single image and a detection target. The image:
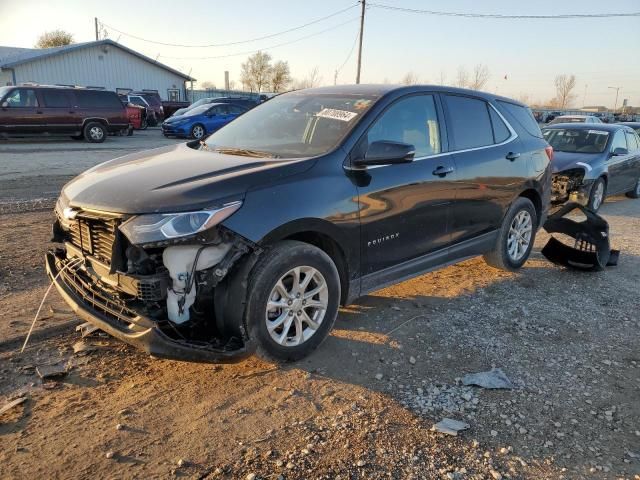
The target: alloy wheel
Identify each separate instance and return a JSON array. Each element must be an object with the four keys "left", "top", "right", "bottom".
[
  {"left": 592, "top": 181, "right": 605, "bottom": 210},
  {"left": 507, "top": 210, "right": 532, "bottom": 262},
  {"left": 265, "top": 266, "right": 328, "bottom": 347},
  {"left": 192, "top": 125, "right": 204, "bottom": 139},
  {"left": 89, "top": 126, "right": 104, "bottom": 141}
]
